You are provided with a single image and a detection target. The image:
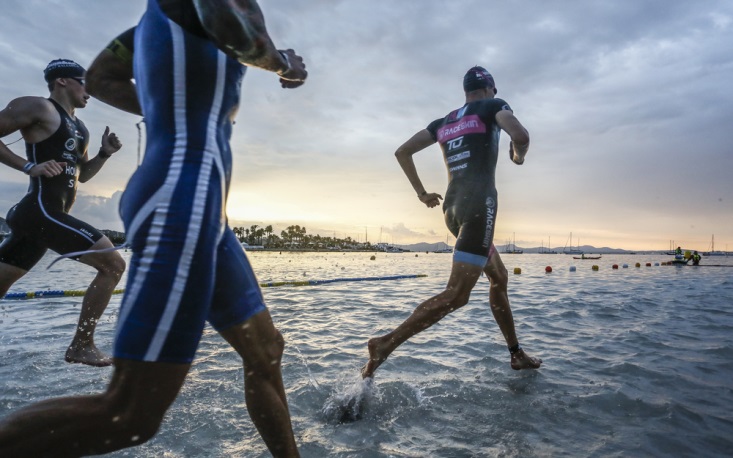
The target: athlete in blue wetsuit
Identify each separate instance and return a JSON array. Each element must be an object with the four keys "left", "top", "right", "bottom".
[
  {"left": 0, "top": 1, "right": 306, "bottom": 456},
  {"left": 363, "top": 66, "right": 542, "bottom": 379},
  {"left": 0, "top": 59, "right": 125, "bottom": 367}
]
